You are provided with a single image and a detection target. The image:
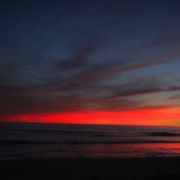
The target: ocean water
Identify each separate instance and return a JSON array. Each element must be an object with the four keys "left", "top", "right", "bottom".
[{"left": 1, "top": 122, "right": 180, "bottom": 159}]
